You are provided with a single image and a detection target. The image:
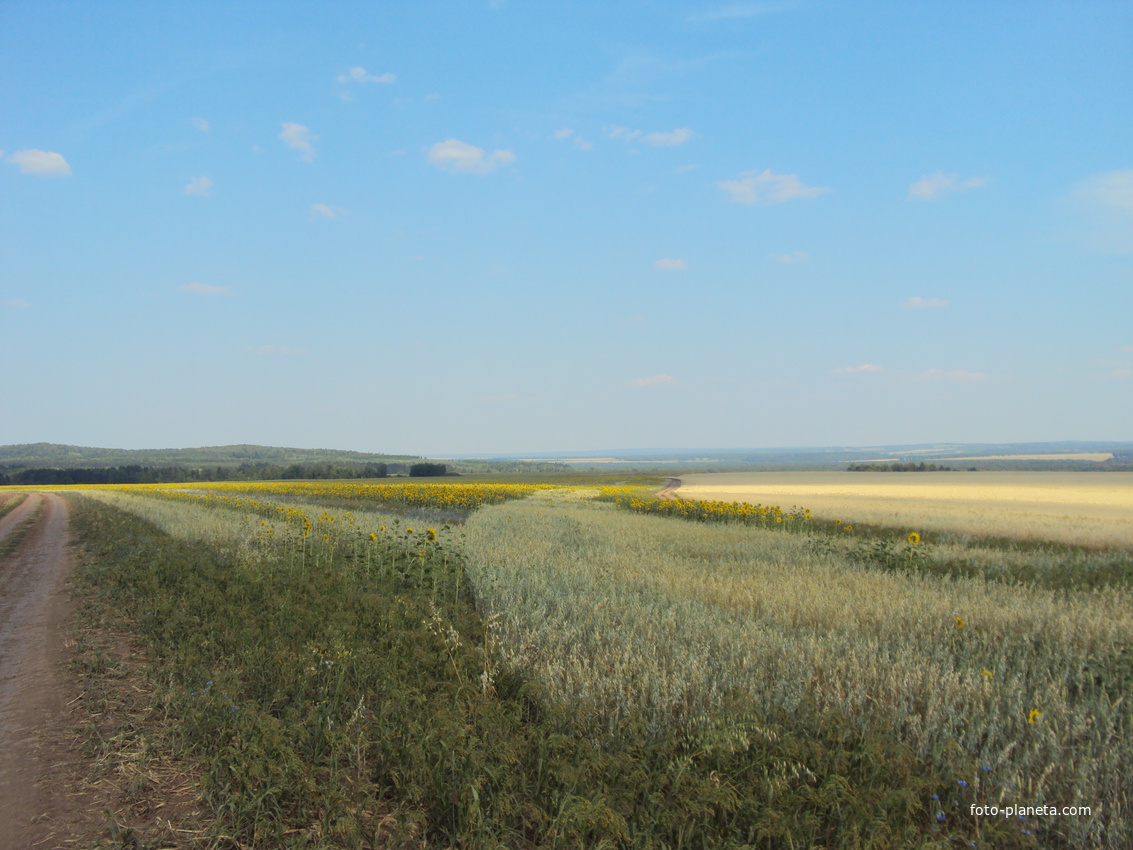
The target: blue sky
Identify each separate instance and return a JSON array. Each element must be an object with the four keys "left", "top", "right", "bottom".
[{"left": 2, "top": 1, "right": 1131, "bottom": 455}]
